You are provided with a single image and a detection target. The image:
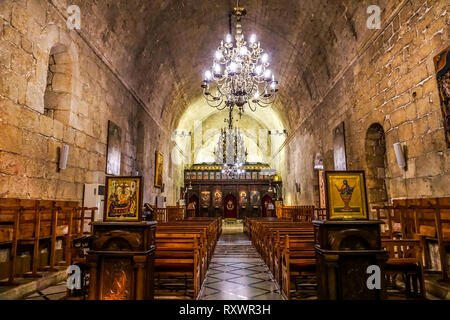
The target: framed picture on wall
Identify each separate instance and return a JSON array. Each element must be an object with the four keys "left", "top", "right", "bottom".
[
  {"left": 201, "top": 191, "right": 210, "bottom": 208},
  {"left": 239, "top": 191, "right": 247, "bottom": 208},
  {"left": 434, "top": 46, "right": 450, "bottom": 148},
  {"left": 333, "top": 122, "right": 347, "bottom": 170},
  {"left": 324, "top": 171, "right": 368, "bottom": 220},
  {"left": 213, "top": 191, "right": 222, "bottom": 208},
  {"left": 106, "top": 120, "right": 122, "bottom": 175},
  {"left": 104, "top": 176, "right": 142, "bottom": 222},
  {"left": 154, "top": 151, "right": 164, "bottom": 188},
  {"left": 318, "top": 169, "right": 326, "bottom": 209},
  {"left": 250, "top": 191, "right": 260, "bottom": 207}
]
